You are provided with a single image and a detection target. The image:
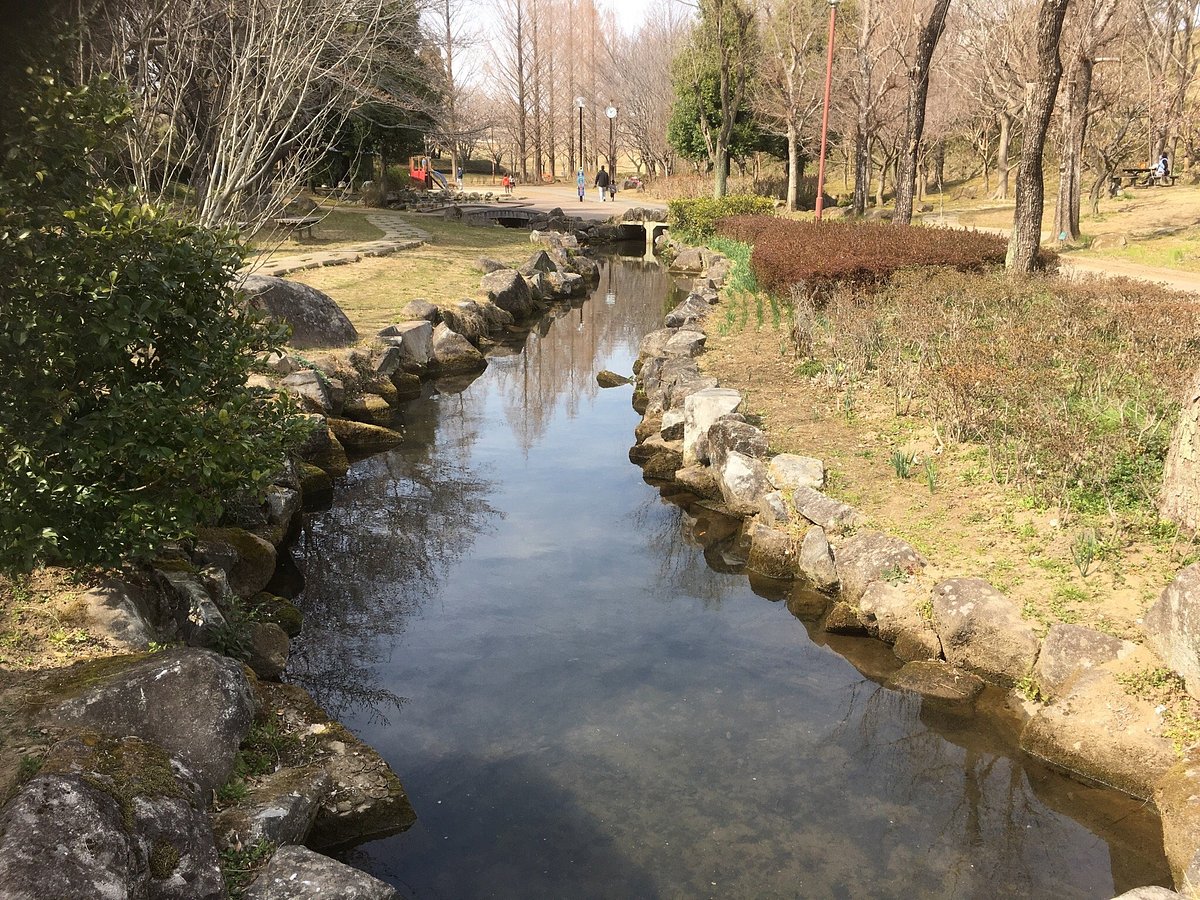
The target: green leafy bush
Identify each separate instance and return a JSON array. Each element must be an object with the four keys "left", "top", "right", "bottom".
[
  {"left": 0, "top": 75, "right": 303, "bottom": 571},
  {"left": 667, "top": 195, "right": 776, "bottom": 241},
  {"left": 718, "top": 215, "right": 1010, "bottom": 294}
]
